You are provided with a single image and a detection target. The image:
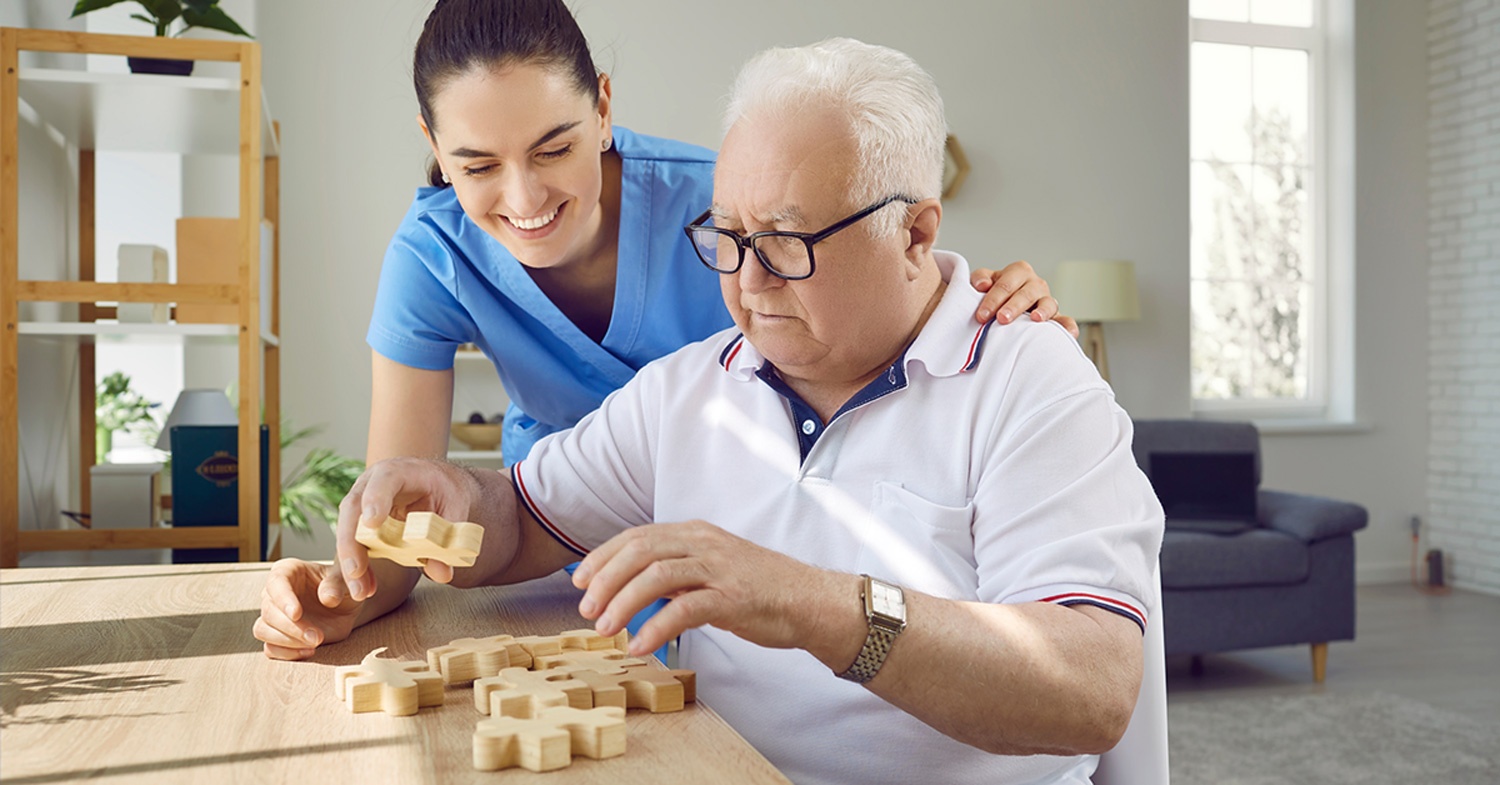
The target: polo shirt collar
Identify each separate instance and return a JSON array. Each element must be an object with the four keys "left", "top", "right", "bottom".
[{"left": 716, "top": 250, "right": 992, "bottom": 382}]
